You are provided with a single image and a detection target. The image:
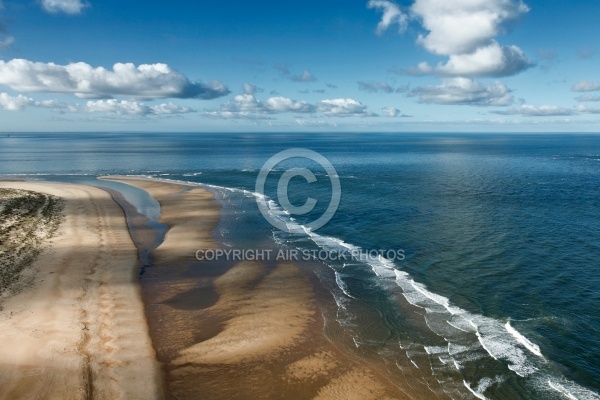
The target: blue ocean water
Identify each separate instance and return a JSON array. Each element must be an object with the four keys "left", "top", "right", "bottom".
[{"left": 1, "top": 132, "right": 599, "bottom": 399}]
